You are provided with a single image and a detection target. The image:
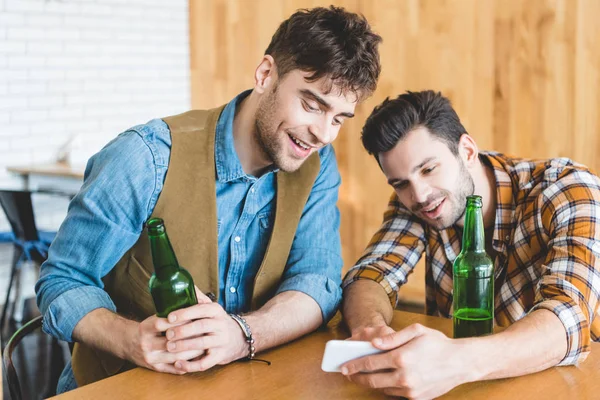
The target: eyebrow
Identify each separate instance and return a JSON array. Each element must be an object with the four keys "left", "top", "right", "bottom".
[
  {"left": 299, "top": 89, "right": 355, "bottom": 118},
  {"left": 387, "top": 156, "right": 437, "bottom": 186}
]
